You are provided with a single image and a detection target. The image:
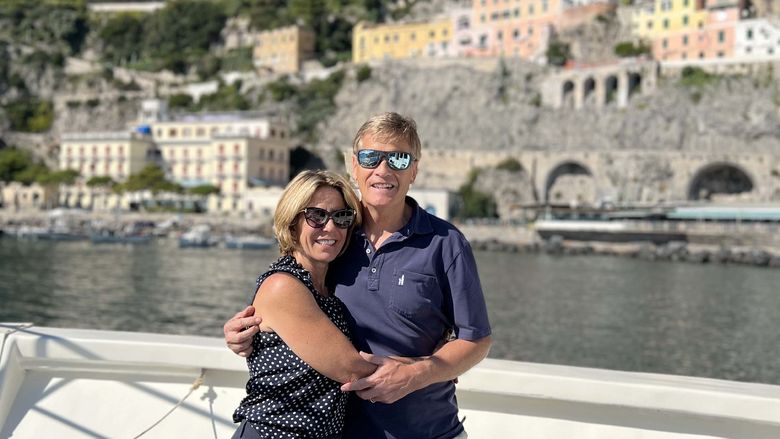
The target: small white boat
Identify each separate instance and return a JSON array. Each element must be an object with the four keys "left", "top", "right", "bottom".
[
  {"left": 223, "top": 235, "right": 275, "bottom": 250},
  {"left": 178, "top": 224, "right": 218, "bottom": 248},
  {"left": 2, "top": 323, "right": 780, "bottom": 438}
]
